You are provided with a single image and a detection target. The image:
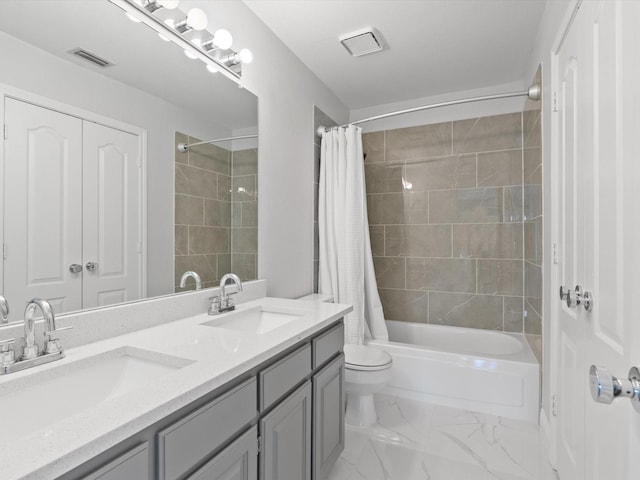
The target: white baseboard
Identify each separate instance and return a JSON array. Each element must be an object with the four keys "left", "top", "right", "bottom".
[{"left": 540, "top": 407, "right": 557, "bottom": 470}]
